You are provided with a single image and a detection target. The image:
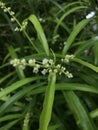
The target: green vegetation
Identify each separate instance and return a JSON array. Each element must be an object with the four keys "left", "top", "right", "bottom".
[{"left": 0, "top": 0, "right": 98, "bottom": 130}]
